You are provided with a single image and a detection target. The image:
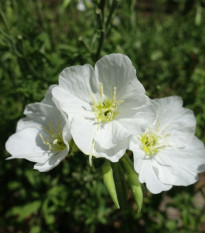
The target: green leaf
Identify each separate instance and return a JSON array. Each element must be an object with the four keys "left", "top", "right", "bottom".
[
  {"left": 8, "top": 201, "right": 41, "bottom": 221},
  {"left": 102, "top": 160, "right": 120, "bottom": 209},
  {"left": 121, "top": 155, "right": 143, "bottom": 212}
]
